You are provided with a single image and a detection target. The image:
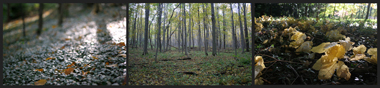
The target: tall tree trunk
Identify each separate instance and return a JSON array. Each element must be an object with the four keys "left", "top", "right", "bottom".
[
  {"left": 155, "top": 3, "right": 162, "bottom": 62},
  {"left": 7, "top": 3, "right": 10, "bottom": 23},
  {"left": 216, "top": 4, "right": 221, "bottom": 54},
  {"left": 243, "top": 3, "right": 249, "bottom": 52},
  {"left": 21, "top": 4, "right": 26, "bottom": 37},
  {"left": 198, "top": 6, "right": 202, "bottom": 51},
  {"left": 222, "top": 5, "right": 226, "bottom": 49},
  {"left": 37, "top": 3, "right": 44, "bottom": 36},
  {"left": 58, "top": 3, "right": 63, "bottom": 27},
  {"left": 132, "top": 5, "right": 138, "bottom": 49},
  {"left": 332, "top": 4, "right": 336, "bottom": 19},
  {"left": 211, "top": 3, "right": 217, "bottom": 56},
  {"left": 143, "top": 3, "right": 150, "bottom": 55},
  {"left": 178, "top": 10, "right": 181, "bottom": 52},
  {"left": 238, "top": 3, "right": 245, "bottom": 53},
  {"left": 163, "top": 4, "right": 166, "bottom": 52},
  {"left": 230, "top": 3, "right": 237, "bottom": 60},
  {"left": 365, "top": 3, "right": 371, "bottom": 21},
  {"left": 203, "top": 3, "right": 209, "bottom": 56},
  {"left": 183, "top": 3, "right": 188, "bottom": 56}
]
